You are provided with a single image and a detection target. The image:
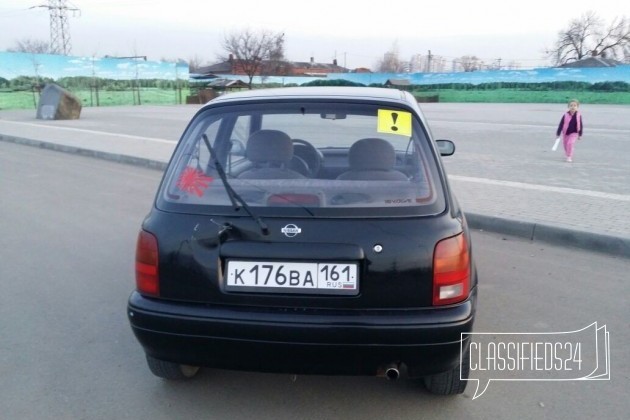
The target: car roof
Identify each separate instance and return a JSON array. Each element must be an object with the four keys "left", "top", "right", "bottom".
[{"left": 203, "top": 86, "right": 414, "bottom": 108}]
